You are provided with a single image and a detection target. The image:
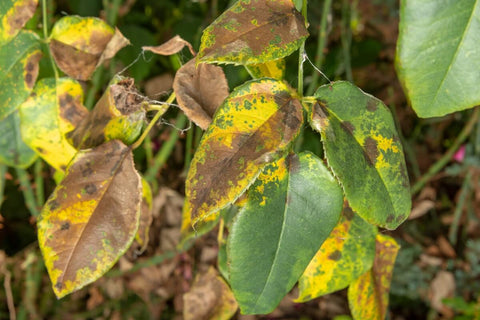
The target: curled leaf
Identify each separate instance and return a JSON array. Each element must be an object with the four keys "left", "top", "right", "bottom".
[
  {"left": 0, "top": 0, "right": 38, "bottom": 46},
  {"left": 143, "top": 35, "right": 195, "bottom": 56},
  {"left": 185, "top": 78, "right": 303, "bottom": 225},
  {"left": 173, "top": 58, "right": 229, "bottom": 130},
  {"left": 38, "top": 140, "right": 142, "bottom": 298}
]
